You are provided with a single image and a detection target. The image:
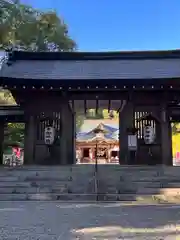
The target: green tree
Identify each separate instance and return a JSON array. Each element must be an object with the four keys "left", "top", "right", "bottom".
[
  {"left": 0, "top": 0, "right": 77, "bottom": 151},
  {"left": 0, "top": 0, "right": 76, "bottom": 51},
  {"left": 76, "top": 113, "right": 85, "bottom": 132},
  {"left": 0, "top": 89, "right": 15, "bottom": 105},
  {"left": 171, "top": 122, "right": 180, "bottom": 135},
  {"left": 4, "top": 123, "right": 24, "bottom": 150}
]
